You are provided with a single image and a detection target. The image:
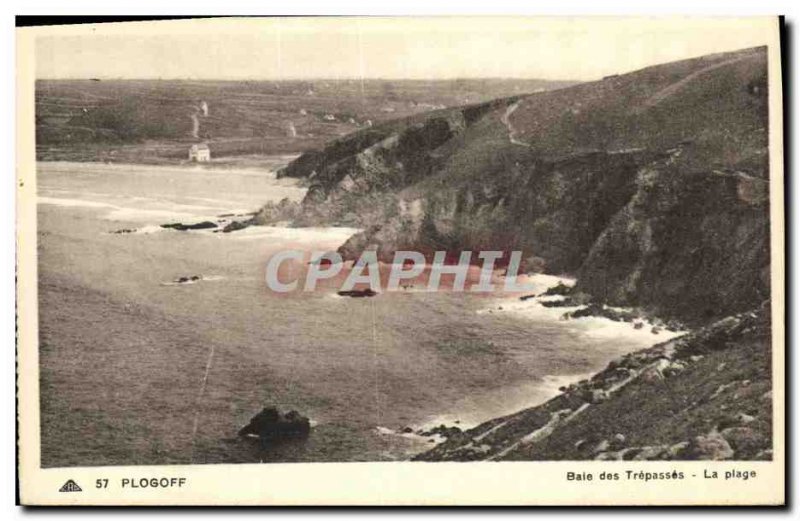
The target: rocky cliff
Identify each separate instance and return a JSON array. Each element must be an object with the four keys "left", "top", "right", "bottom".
[{"left": 269, "top": 46, "right": 771, "bottom": 325}]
